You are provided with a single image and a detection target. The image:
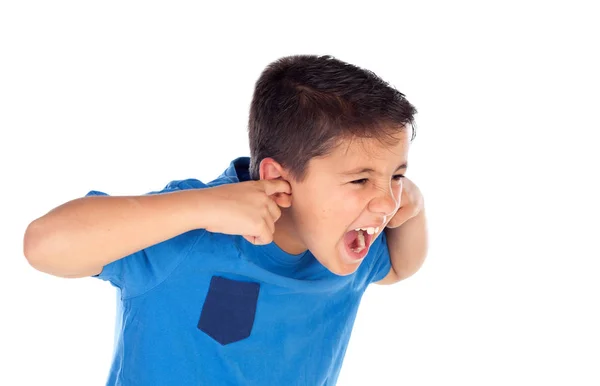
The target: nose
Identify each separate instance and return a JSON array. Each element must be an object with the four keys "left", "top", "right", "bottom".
[{"left": 368, "top": 183, "right": 401, "bottom": 218}]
